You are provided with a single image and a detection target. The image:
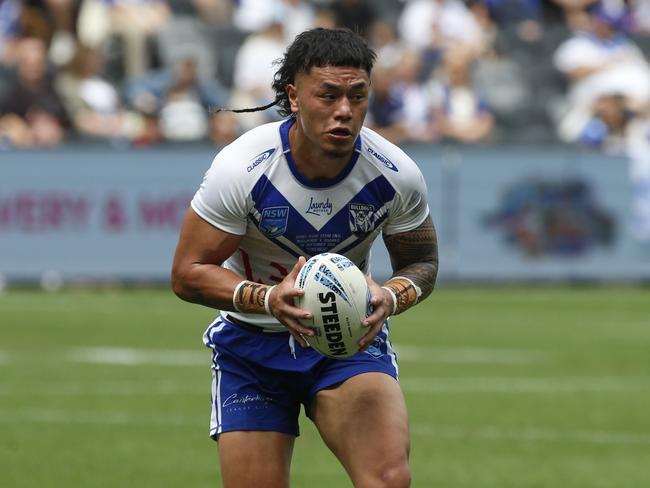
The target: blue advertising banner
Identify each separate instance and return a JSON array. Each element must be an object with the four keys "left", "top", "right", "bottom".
[{"left": 1, "top": 143, "right": 649, "bottom": 283}]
